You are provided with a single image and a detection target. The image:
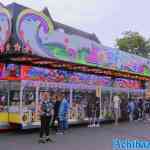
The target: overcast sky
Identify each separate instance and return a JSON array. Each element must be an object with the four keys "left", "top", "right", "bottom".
[{"left": 1, "top": 0, "right": 150, "bottom": 47}]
